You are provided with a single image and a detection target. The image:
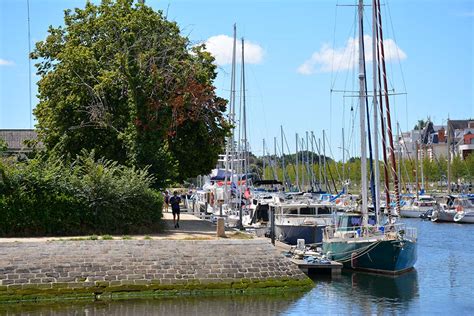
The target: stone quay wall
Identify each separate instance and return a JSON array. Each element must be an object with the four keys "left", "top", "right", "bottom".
[{"left": 0, "top": 239, "right": 310, "bottom": 302}]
